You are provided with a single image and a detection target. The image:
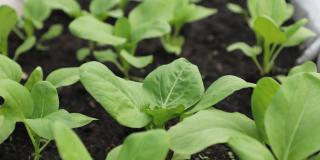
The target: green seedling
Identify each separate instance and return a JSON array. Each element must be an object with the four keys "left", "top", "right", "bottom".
[
  {"left": 69, "top": 0, "right": 175, "bottom": 78},
  {"left": 168, "top": 62, "right": 320, "bottom": 160},
  {"left": 227, "top": 0, "right": 315, "bottom": 75},
  {"left": 0, "top": 55, "right": 95, "bottom": 160},
  {"left": 79, "top": 58, "right": 254, "bottom": 129},
  {"left": 161, "top": 0, "right": 217, "bottom": 55}
]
